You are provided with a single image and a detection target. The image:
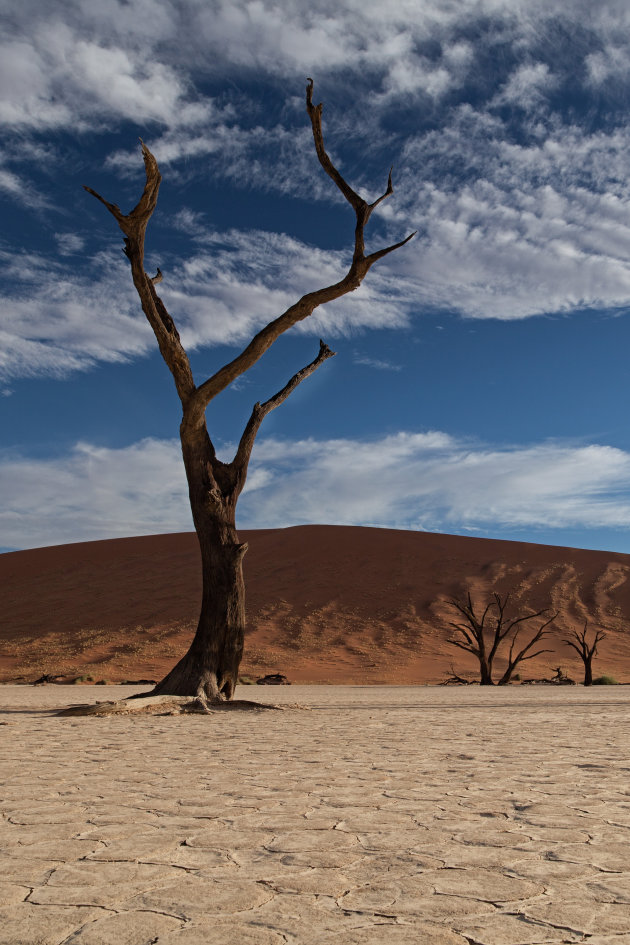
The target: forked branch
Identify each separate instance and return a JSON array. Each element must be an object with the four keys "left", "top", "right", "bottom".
[
  {"left": 192, "top": 80, "right": 415, "bottom": 415},
  {"left": 563, "top": 621, "right": 606, "bottom": 659},
  {"left": 306, "top": 78, "right": 416, "bottom": 265},
  {"left": 85, "top": 81, "right": 414, "bottom": 462},
  {"left": 84, "top": 141, "right": 161, "bottom": 262},
  {"left": 231, "top": 339, "right": 336, "bottom": 490},
  {"left": 497, "top": 611, "right": 556, "bottom": 685},
  {"left": 84, "top": 144, "right": 195, "bottom": 403}
]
